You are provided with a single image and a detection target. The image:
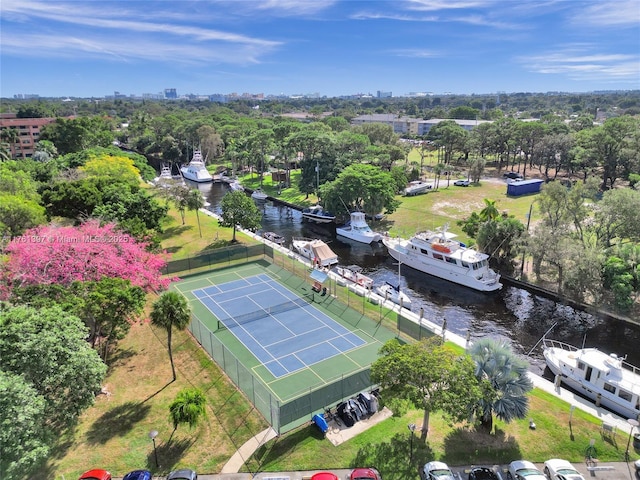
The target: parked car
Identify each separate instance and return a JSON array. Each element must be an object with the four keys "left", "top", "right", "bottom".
[
  {"left": 507, "top": 460, "right": 546, "bottom": 480},
  {"left": 503, "top": 171, "right": 524, "bottom": 180},
  {"left": 310, "top": 473, "right": 339, "bottom": 480},
  {"left": 350, "top": 467, "right": 382, "bottom": 480},
  {"left": 167, "top": 469, "right": 198, "bottom": 480},
  {"left": 454, "top": 179, "right": 470, "bottom": 186},
  {"left": 421, "top": 461, "right": 455, "bottom": 480},
  {"left": 79, "top": 470, "right": 112, "bottom": 480},
  {"left": 468, "top": 466, "right": 500, "bottom": 480},
  {"left": 122, "top": 471, "right": 152, "bottom": 480},
  {"left": 543, "top": 459, "right": 585, "bottom": 480}
]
